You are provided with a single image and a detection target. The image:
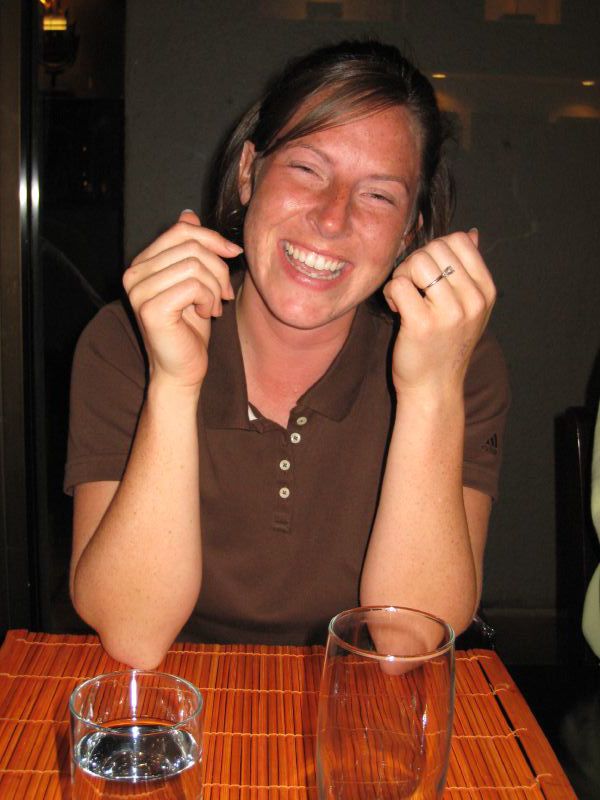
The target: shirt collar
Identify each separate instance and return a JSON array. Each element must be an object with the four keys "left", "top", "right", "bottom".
[
  {"left": 298, "top": 302, "right": 383, "bottom": 422},
  {"left": 202, "top": 272, "right": 387, "bottom": 429},
  {"left": 201, "top": 273, "right": 252, "bottom": 430}
]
